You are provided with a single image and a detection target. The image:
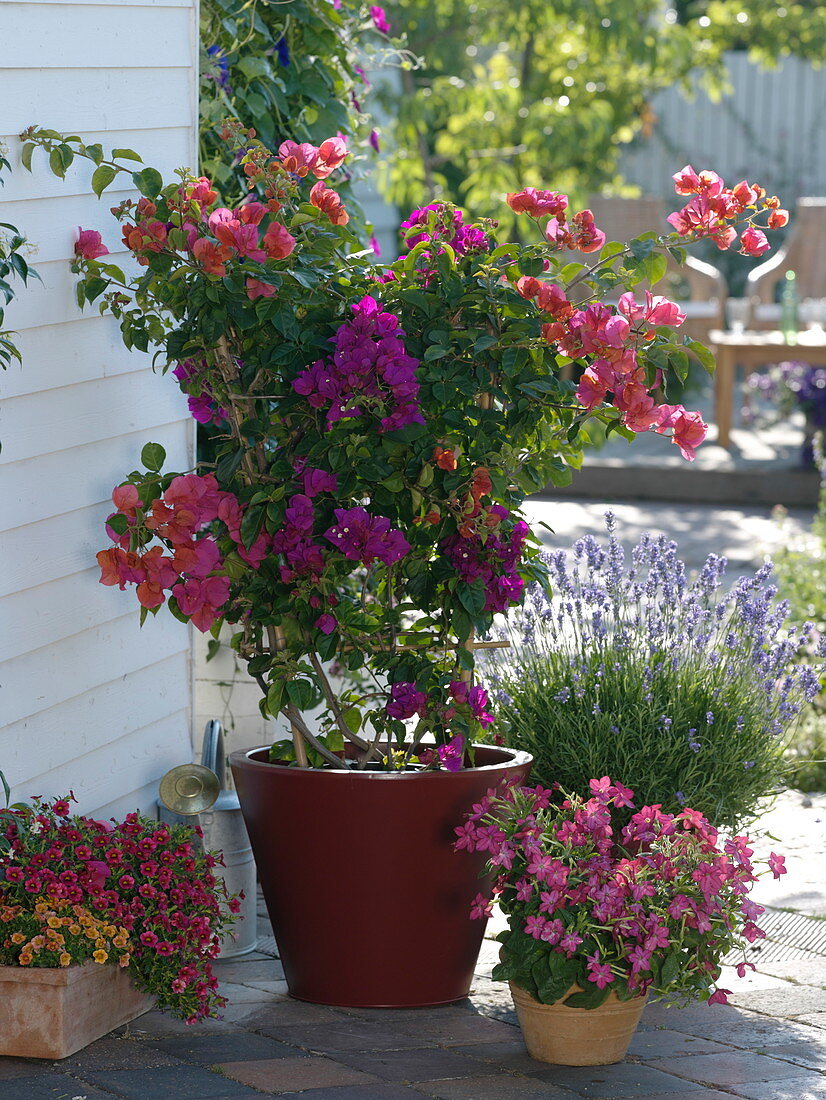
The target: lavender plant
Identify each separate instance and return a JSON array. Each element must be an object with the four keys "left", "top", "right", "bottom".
[{"left": 482, "top": 514, "right": 825, "bottom": 831}]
